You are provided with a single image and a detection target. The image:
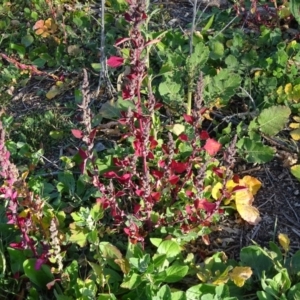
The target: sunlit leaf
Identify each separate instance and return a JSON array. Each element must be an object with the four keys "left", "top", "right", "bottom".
[
  {"left": 290, "top": 128, "right": 300, "bottom": 141},
  {"left": 235, "top": 189, "right": 261, "bottom": 225},
  {"left": 212, "top": 266, "right": 232, "bottom": 285},
  {"left": 257, "top": 106, "right": 291, "bottom": 136},
  {"left": 291, "top": 164, "right": 300, "bottom": 180},
  {"left": 170, "top": 124, "right": 185, "bottom": 136},
  {"left": 278, "top": 233, "right": 290, "bottom": 252},
  {"left": 229, "top": 266, "right": 252, "bottom": 287},
  {"left": 204, "top": 138, "right": 221, "bottom": 156},
  {"left": 241, "top": 176, "right": 262, "bottom": 195}
]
